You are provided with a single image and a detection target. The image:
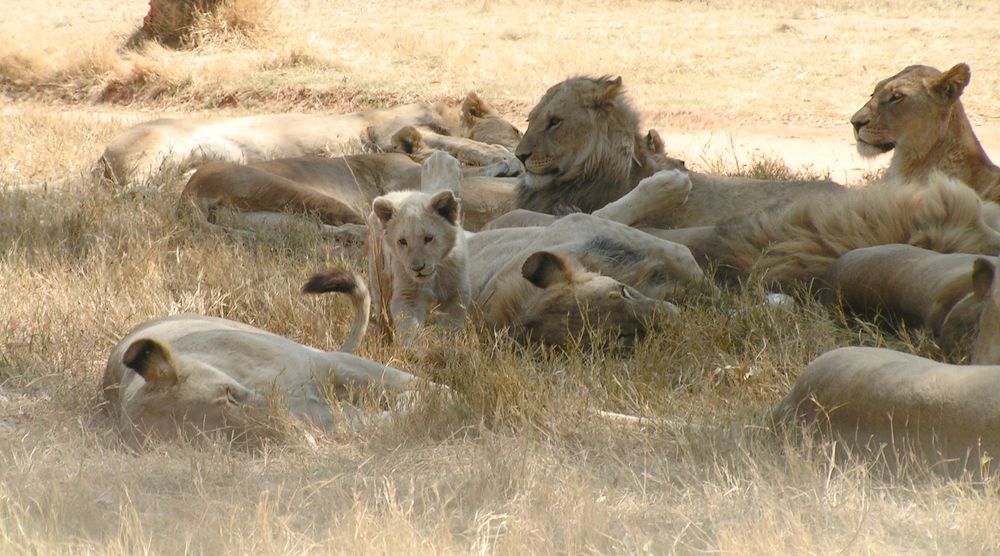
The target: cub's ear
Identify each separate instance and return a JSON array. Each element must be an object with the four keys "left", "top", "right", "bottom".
[
  {"left": 972, "top": 257, "right": 996, "bottom": 299},
  {"left": 929, "top": 63, "right": 971, "bottom": 104},
  {"left": 645, "top": 129, "right": 665, "bottom": 154},
  {"left": 122, "top": 339, "right": 178, "bottom": 387},
  {"left": 429, "top": 190, "right": 460, "bottom": 225},
  {"left": 521, "top": 251, "right": 576, "bottom": 289},
  {"left": 588, "top": 75, "right": 624, "bottom": 107},
  {"left": 390, "top": 125, "right": 425, "bottom": 155},
  {"left": 461, "top": 91, "right": 495, "bottom": 124},
  {"left": 372, "top": 197, "right": 395, "bottom": 224}
]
